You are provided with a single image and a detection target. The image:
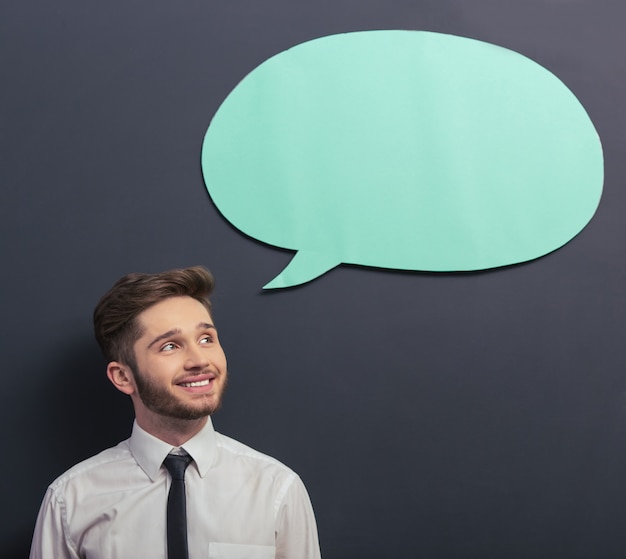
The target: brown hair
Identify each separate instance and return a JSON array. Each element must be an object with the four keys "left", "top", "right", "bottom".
[{"left": 93, "top": 266, "right": 215, "bottom": 369}]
